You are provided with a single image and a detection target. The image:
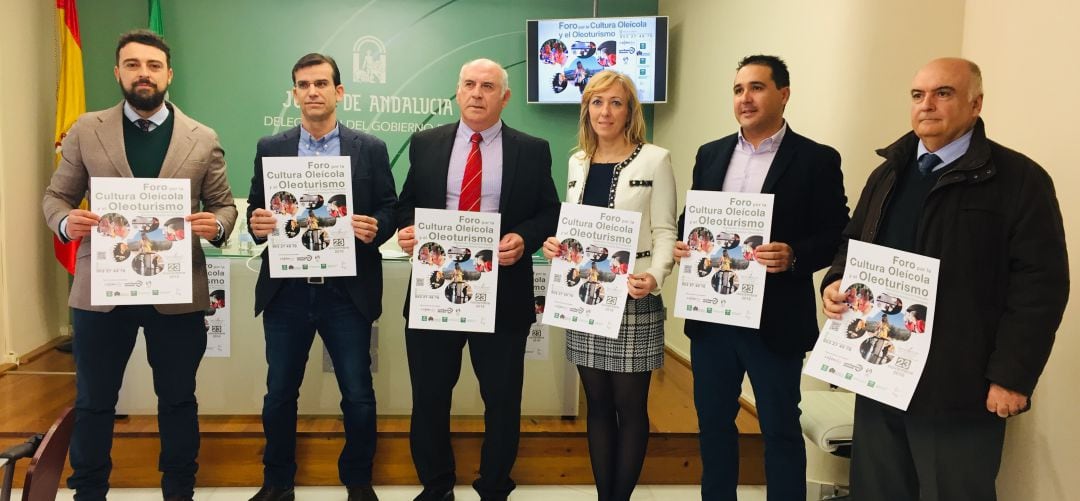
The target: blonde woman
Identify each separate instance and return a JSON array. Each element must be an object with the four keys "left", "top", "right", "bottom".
[{"left": 542, "top": 71, "right": 676, "bottom": 501}]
